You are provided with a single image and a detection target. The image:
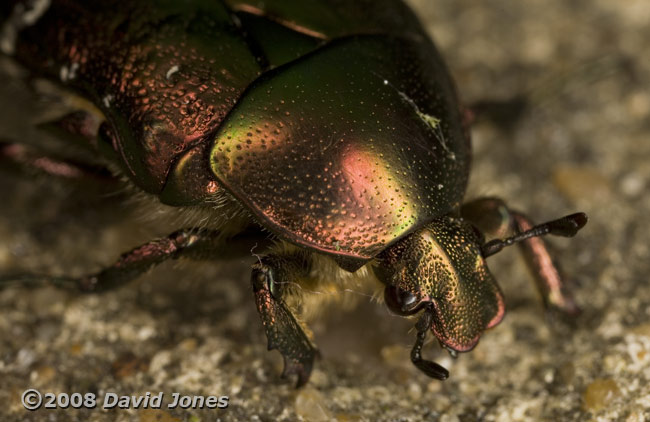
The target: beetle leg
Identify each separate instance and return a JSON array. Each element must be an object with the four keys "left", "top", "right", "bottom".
[
  {"left": 410, "top": 305, "right": 450, "bottom": 380},
  {"left": 0, "top": 228, "right": 269, "bottom": 292},
  {"left": 251, "top": 251, "right": 319, "bottom": 387},
  {"left": 35, "top": 110, "right": 104, "bottom": 153},
  {"left": 0, "top": 108, "right": 120, "bottom": 182},
  {"left": 461, "top": 197, "right": 580, "bottom": 316},
  {"left": 0, "top": 140, "right": 114, "bottom": 181}
]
